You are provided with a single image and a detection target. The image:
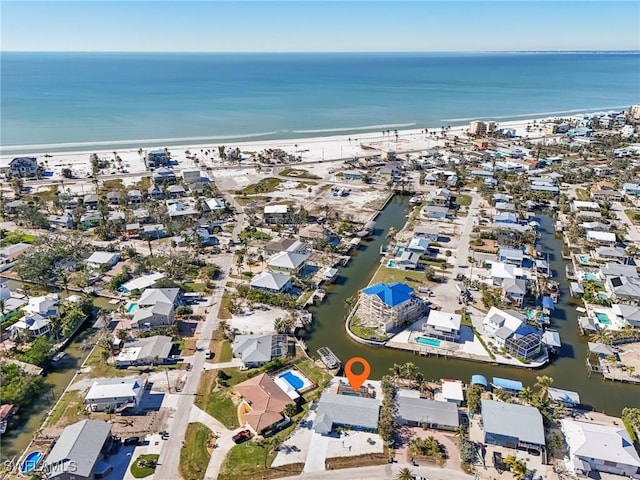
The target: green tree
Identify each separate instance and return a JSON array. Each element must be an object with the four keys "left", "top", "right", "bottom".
[
  {"left": 395, "top": 468, "right": 414, "bottom": 480},
  {"left": 503, "top": 455, "right": 529, "bottom": 480},
  {"left": 18, "top": 336, "right": 53, "bottom": 367},
  {"left": 534, "top": 375, "right": 554, "bottom": 402},
  {"left": 274, "top": 315, "right": 295, "bottom": 334}
]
